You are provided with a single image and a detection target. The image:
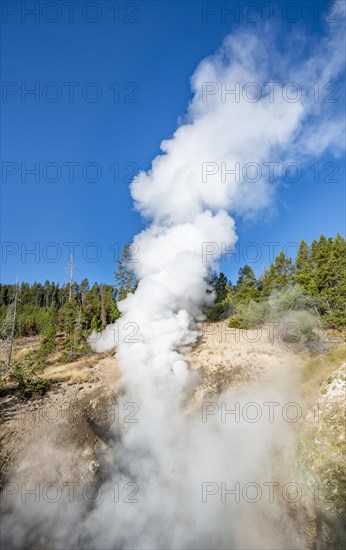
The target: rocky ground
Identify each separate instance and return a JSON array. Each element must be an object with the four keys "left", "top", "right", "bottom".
[
  {"left": 0, "top": 349, "right": 120, "bottom": 487},
  {"left": 0, "top": 323, "right": 344, "bottom": 548},
  {"left": 189, "top": 321, "right": 302, "bottom": 397}
]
